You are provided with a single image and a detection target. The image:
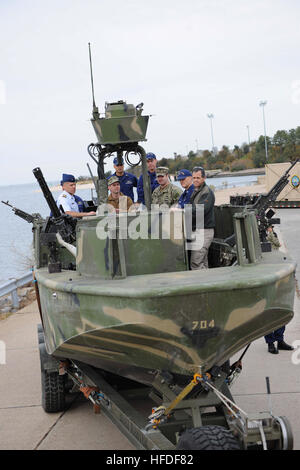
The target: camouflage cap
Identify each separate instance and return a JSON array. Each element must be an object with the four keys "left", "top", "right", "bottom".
[
  {"left": 107, "top": 175, "right": 120, "bottom": 185},
  {"left": 156, "top": 167, "right": 169, "bottom": 176}
]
